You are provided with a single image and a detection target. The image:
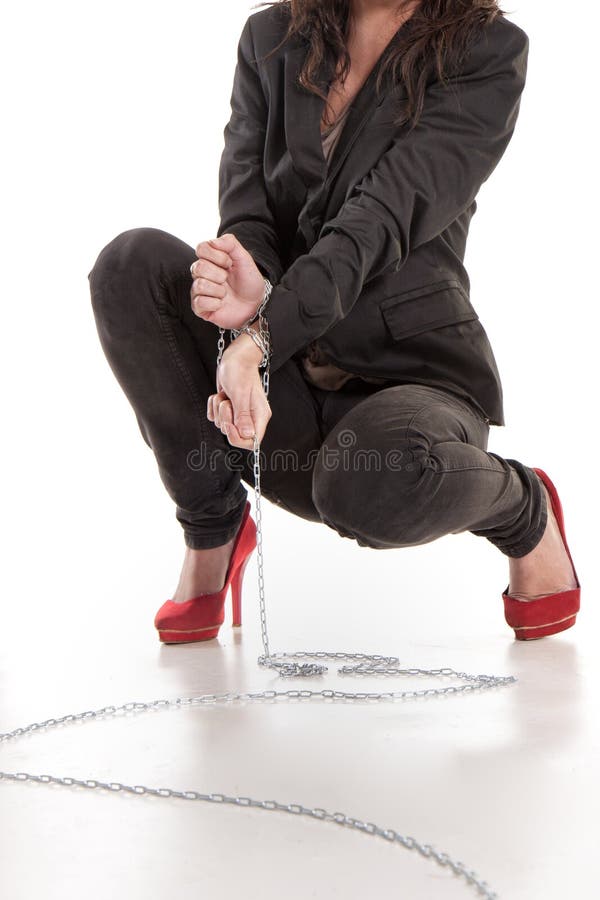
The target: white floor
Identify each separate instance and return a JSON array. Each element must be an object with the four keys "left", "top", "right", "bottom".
[{"left": 0, "top": 491, "right": 597, "bottom": 900}]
